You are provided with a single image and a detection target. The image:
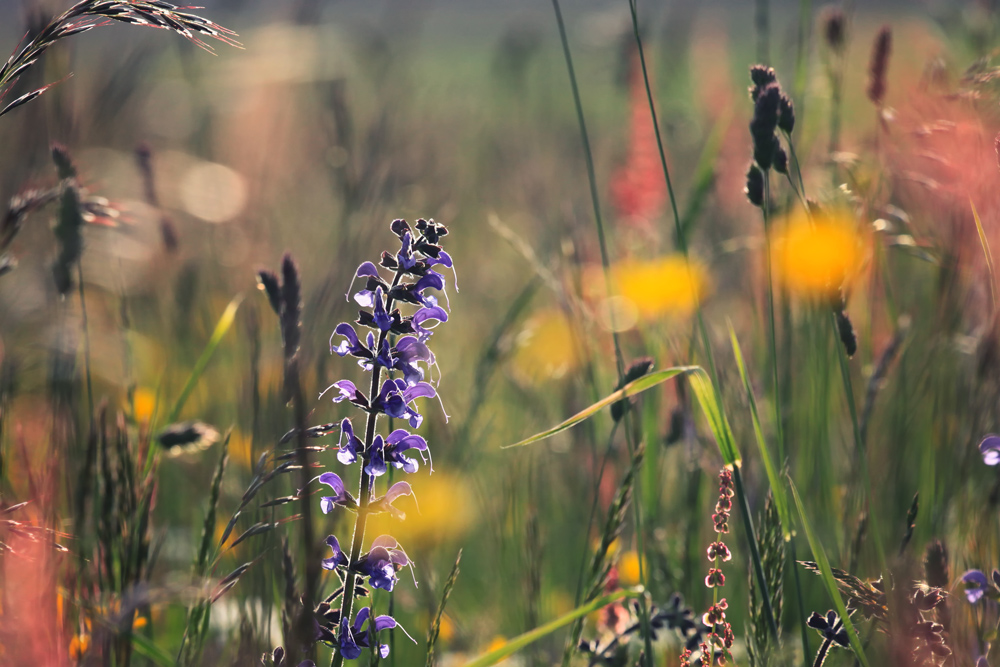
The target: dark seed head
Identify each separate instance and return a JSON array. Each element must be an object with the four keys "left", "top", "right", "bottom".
[
  {"left": 824, "top": 8, "right": 846, "bottom": 52},
  {"left": 774, "top": 145, "right": 789, "bottom": 174},
  {"left": 778, "top": 92, "right": 795, "bottom": 134},
  {"left": 867, "top": 26, "right": 892, "bottom": 106},
  {"left": 745, "top": 163, "right": 765, "bottom": 207}
]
